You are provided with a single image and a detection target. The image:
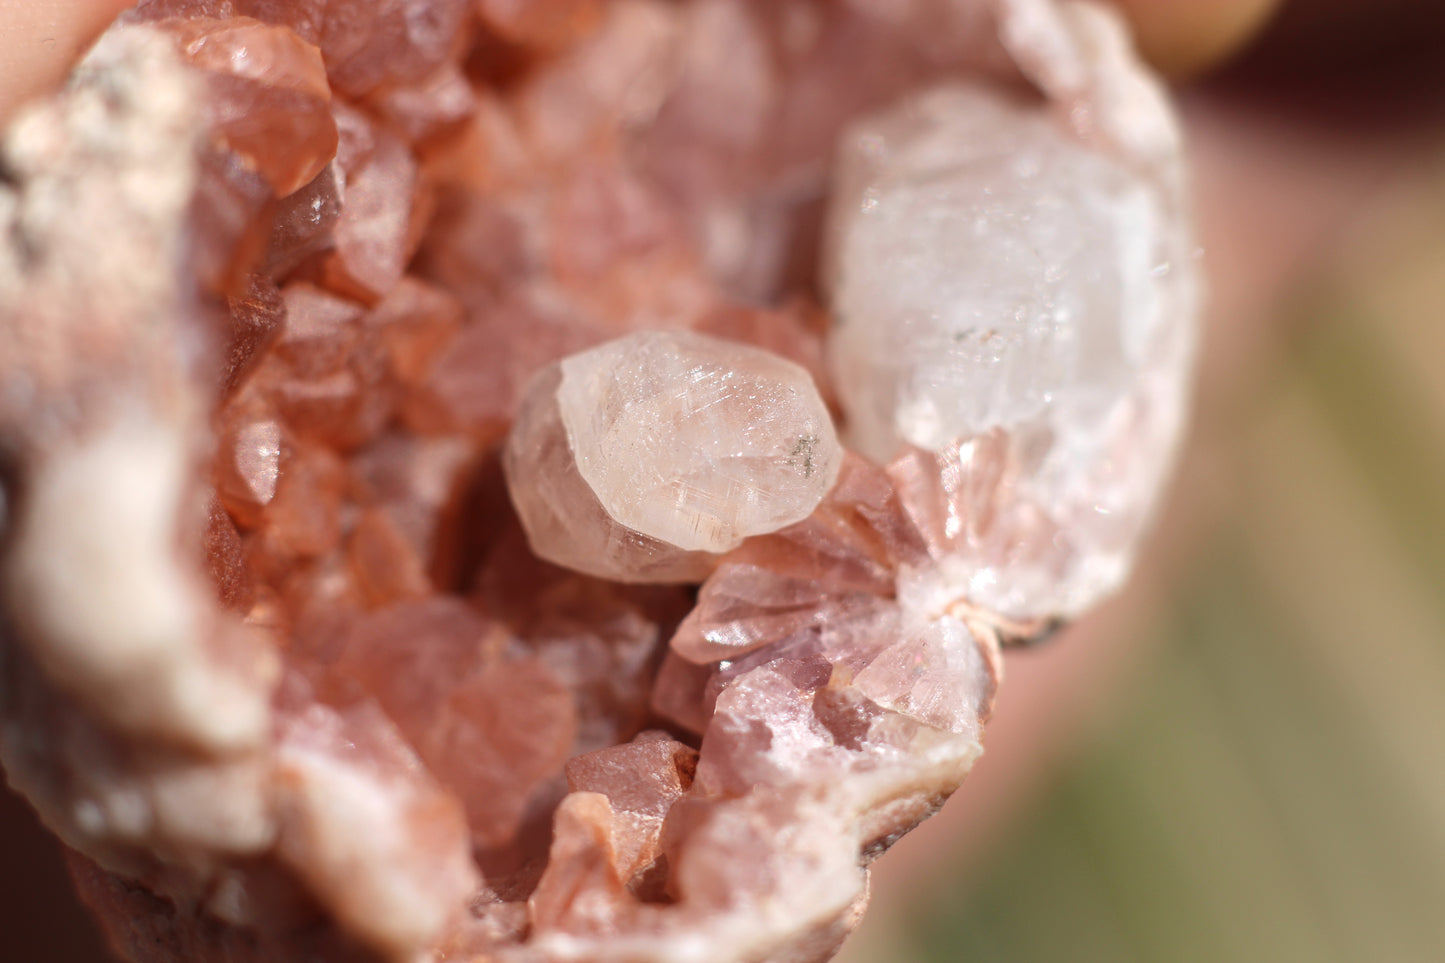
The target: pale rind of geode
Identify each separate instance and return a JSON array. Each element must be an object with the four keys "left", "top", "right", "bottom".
[
  {"left": 826, "top": 82, "right": 1197, "bottom": 619},
  {"left": 557, "top": 330, "right": 841, "bottom": 553},
  {"left": 505, "top": 330, "right": 841, "bottom": 582}
]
